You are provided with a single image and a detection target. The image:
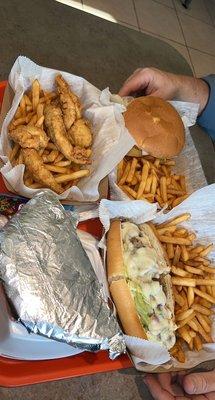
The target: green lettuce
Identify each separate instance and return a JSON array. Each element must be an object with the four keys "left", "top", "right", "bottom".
[{"left": 128, "top": 281, "right": 153, "bottom": 329}]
